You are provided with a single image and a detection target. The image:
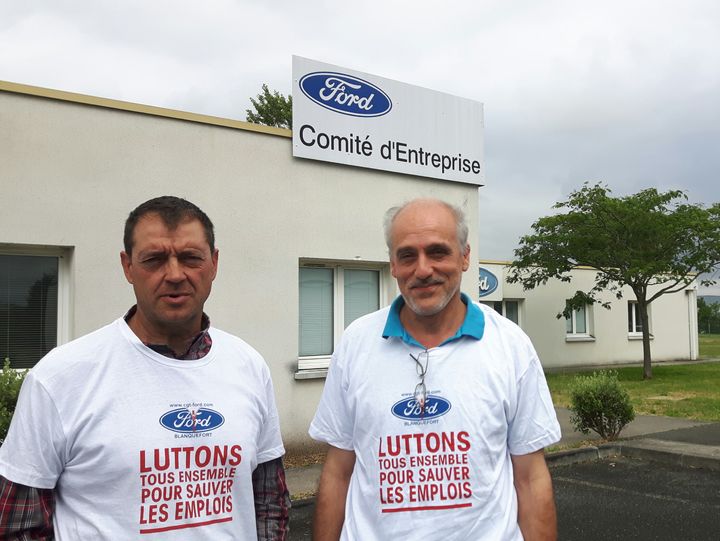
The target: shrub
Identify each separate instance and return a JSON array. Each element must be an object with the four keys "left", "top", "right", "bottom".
[
  {"left": 569, "top": 370, "right": 635, "bottom": 440},
  {"left": 0, "top": 360, "right": 28, "bottom": 445}
]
